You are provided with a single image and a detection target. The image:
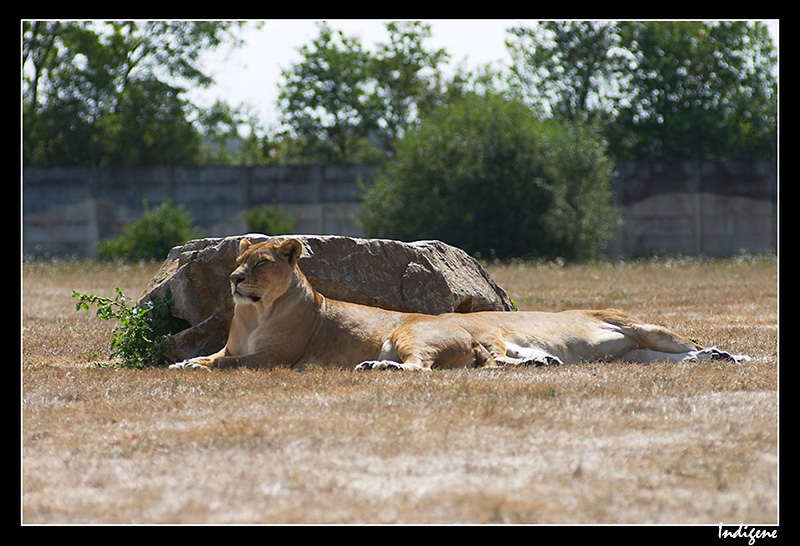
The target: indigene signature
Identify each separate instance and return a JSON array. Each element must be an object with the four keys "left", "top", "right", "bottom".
[{"left": 719, "top": 523, "right": 778, "bottom": 545}]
